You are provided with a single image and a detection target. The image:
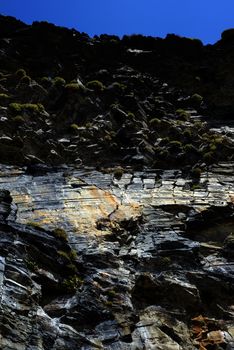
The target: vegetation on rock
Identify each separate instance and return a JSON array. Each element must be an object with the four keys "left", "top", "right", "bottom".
[{"left": 0, "top": 15, "right": 232, "bottom": 170}]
